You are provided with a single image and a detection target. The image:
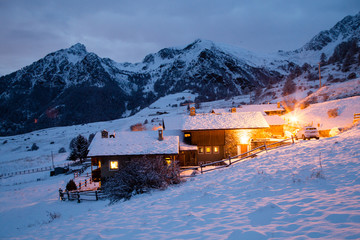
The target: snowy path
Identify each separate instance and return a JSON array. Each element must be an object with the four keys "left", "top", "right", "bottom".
[{"left": 1, "top": 125, "right": 360, "bottom": 239}]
